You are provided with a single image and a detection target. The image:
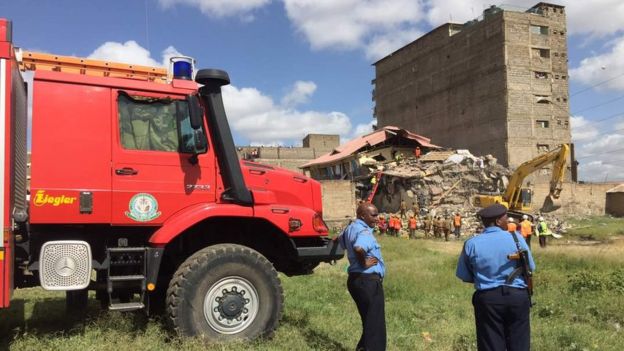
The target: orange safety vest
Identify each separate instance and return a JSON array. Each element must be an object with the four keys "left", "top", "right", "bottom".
[
  {"left": 409, "top": 218, "right": 417, "bottom": 229},
  {"left": 454, "top": 215, "right": 461, "bottom": 227},
  {"left": 507, "top": 222, "right": 517, "bottom": 233},
  {"left": 394, "top": 218, "right": 402, "bottom": 229},
  {"left": 520, "top": 220, "right": 532, "bottom": 238}
]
